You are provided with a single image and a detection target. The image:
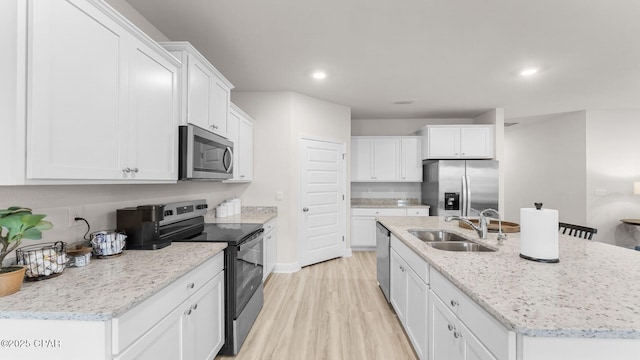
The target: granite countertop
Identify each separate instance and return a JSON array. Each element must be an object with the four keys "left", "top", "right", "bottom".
[
  {"left": 204, "top": 206, "right": 277, "bottom": 224},
  {"left": 376, "top": 216, "right": 640, "bottom": 339},
  {"left": 0, "top": 242, "right": 227, "bottom": 321},
  {"left": 351, "top": 198, "right": 430, "bottom": 209}
]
